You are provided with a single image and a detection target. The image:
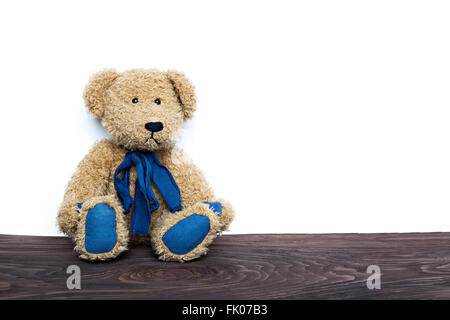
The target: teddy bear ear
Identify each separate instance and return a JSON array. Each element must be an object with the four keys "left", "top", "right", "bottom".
[
  {"left": 83, "top": 69, "right": 120, "bottom": 118},
  {"left": 167, "top": 70, "right": 197, "bottom": 120}
]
